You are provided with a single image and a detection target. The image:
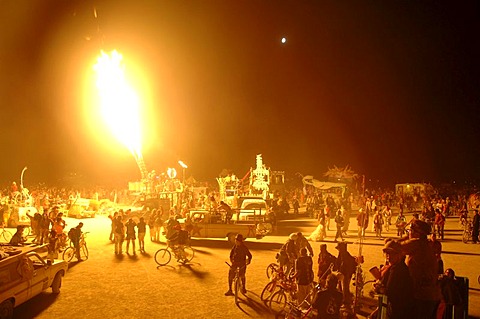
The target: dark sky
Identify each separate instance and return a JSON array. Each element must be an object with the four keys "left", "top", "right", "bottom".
[{"left": 1, "top": 1, "right": 479, "bottom": 187}]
